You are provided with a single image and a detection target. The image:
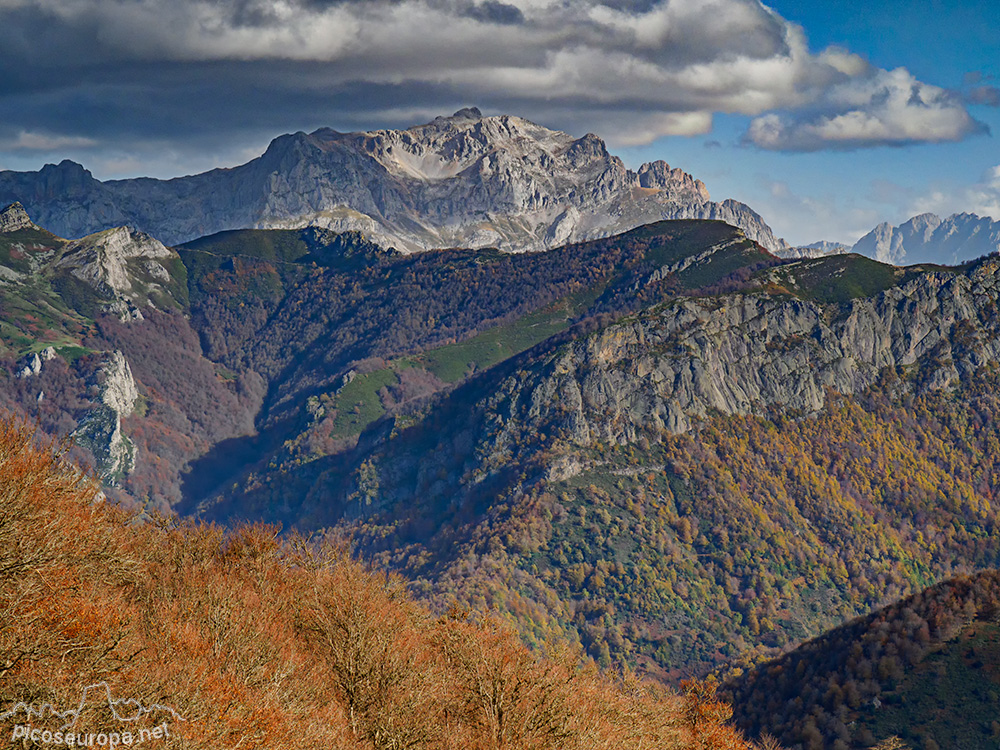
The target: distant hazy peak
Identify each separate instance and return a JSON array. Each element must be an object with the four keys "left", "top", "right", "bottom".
[
  {"left": 776, "top": 240, "right": 849, "bottom": 259},
  {"left": 899, "top": 212, "right": 945, "bottom": 242},
  {"left": 803, "top": 240, "right": 850, "bottom": 252},
  {"left": 904, "top": 212, "right": 944, "bottom": 227},
  {"left": 850, "top": 212, "right": 1000, "bottom": 266}
]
